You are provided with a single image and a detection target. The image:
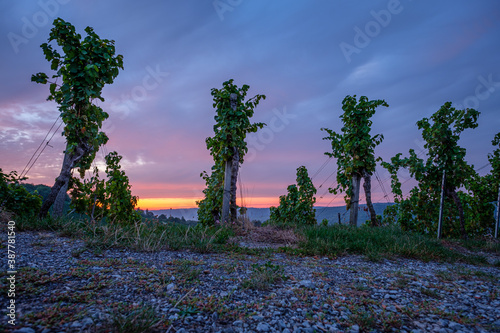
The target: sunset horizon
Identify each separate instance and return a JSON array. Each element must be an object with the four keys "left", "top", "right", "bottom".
[{"left": 136, "top": 196, "right": 349, "bottom": 211}]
